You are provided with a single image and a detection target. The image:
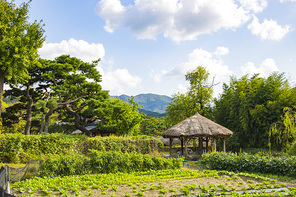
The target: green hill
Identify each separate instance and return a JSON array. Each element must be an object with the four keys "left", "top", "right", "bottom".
[{"left": 113, "top": 93, "right": 172, "bottom": 116}]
